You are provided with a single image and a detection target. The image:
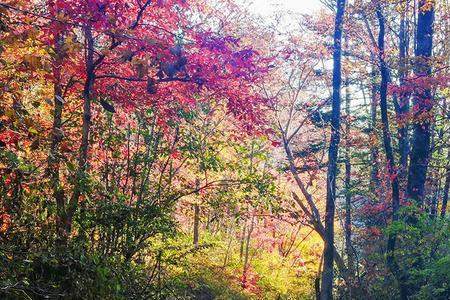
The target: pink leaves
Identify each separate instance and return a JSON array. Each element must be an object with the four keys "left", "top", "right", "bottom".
[
  {"left": 389, "top": 74, "right": 448, "bottom": 98},
  {"left": 170, "top": 150, "right": 181, "bottom": 160},
  {"left": 271, "top": 140, "right": 281, "bottom": 147},
  {"left": 388, "top": 173, "right": 398, "bottom": 183}
]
